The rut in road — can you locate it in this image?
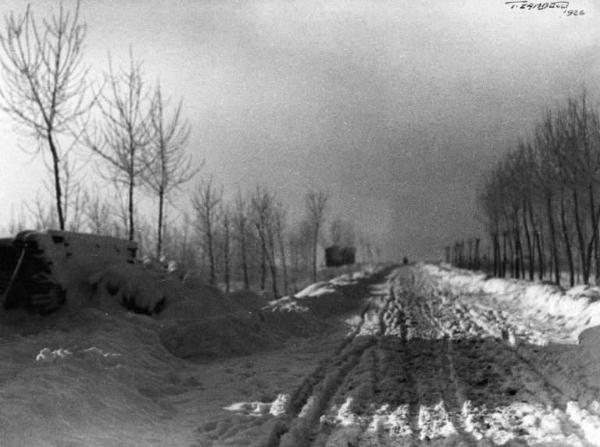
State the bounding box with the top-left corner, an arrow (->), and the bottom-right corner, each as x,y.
265,267 -> 600,446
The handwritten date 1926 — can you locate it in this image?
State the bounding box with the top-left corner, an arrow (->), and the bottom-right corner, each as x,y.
505,1 -> 585,15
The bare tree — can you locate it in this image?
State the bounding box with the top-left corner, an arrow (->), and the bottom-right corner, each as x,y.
191,178 -> 222,286
221,205 -> 231,294
142,83 -> 197,258
305,190 -> 328,282
475,91 -> 600,286
0,1 -> 92,229
233,191 -> 251,289
84,50 -> 149,241
251,186 -> 278,297
84,187 -> 113,234
273,202 -> 289,296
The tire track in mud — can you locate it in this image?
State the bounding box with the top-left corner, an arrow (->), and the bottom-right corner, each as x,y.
266,266 -> 598,446
265,295 -> 379,447
401,268 -> 597,446
393,267 -> 595,446
392,276 -> 479,446
387,283 -> 422,444
455,314 -> 593,444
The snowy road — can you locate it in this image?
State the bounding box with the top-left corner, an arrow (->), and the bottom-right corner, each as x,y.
254,267 -> 600,447
3,265 -> 600,446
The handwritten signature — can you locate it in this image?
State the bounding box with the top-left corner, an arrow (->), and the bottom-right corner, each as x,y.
505,1 -> 585,15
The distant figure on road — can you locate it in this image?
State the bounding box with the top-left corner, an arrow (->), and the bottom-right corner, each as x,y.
403,257 -> 408,265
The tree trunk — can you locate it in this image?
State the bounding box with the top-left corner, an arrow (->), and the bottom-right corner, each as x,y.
528,201 -> 544,280
539,223 -> 547,280
573,189 -> 589,284
224,220 -> 230,294
156,189 -> 164,259
48,134 -> 65,230
502,231 -> 508,278
492,232 -> 499,276
207,219 -> 215,286
560,191 -> 575,287
128,173 -> 135,241
260,232 -> 266,291
588,185 -> 599,284
278,232 -> 288,296
240,232 -> 249,289
513,212 -> 524,279
312,227 -> 319,282
546,195 -> 560,285
268,232 -> 278,297
522,201 -> 534,280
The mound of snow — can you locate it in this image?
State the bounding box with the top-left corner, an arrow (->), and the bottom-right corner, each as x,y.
295,281 -> 337,298
416,263 -> 600,342
89,263 -> 186,315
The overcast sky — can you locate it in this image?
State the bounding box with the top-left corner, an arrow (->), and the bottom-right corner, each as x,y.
0,0 -> 599,260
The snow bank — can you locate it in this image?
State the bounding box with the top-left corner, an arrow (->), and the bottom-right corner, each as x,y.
416,263 -> 600,342
0,307 -> 192,447
89,263 -> 187,315
0,263 -> 387,446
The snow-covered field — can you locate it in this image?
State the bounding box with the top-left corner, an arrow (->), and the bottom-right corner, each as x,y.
3,263 -> 600,446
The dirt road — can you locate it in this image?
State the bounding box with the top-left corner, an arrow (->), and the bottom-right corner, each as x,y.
6,265 -> 600,446
259,266 -> 600,447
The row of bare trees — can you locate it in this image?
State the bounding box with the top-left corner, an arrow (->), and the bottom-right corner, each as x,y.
0,1 -> 195,258
476,92 -> 600,287
445,238 -> 481,270
191,181 -> 356,296
0,1 -> 383,296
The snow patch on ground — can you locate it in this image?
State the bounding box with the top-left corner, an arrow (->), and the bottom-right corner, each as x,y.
265,296 -> 309,313
295,281 -> 338,298
35,347 -> 72,362
224,393 -> 290,417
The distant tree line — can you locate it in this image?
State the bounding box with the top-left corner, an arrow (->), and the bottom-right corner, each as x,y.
444,238 -> 481,271
447,92 -> 600,287
0,1 -> 383,297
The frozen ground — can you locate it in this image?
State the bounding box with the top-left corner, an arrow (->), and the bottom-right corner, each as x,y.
2,264 -> 600,446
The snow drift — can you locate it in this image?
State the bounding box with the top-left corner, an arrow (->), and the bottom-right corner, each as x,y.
415,263 -> 600,343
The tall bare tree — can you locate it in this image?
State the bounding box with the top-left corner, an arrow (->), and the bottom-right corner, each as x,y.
221,205 -> 231,294
191,178 -> 222,286
273,202 -> 289,296
84,51 -> 149,241
142,83 -> 197,258
305,190 -> 328,282
0,1 -> 92,229
251,186 -> 278,297
233,191 -> 251,289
